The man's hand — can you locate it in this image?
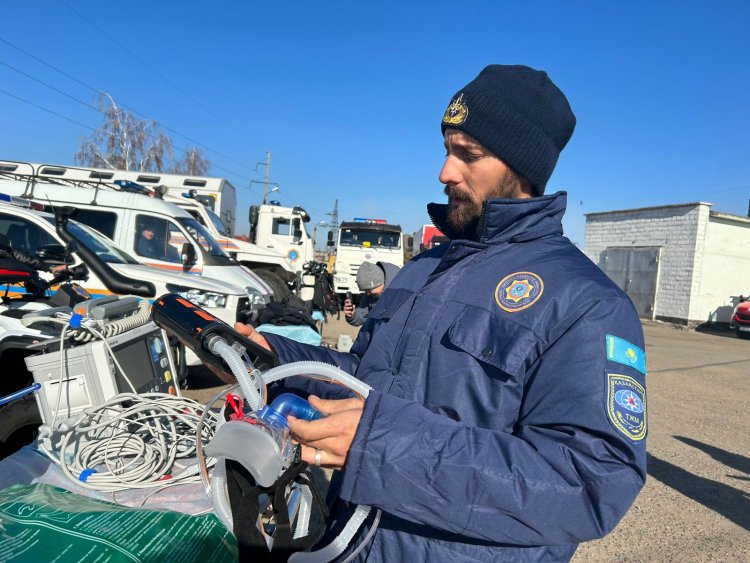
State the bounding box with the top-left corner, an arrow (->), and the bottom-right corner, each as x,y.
233,322 -> 272,352
287,395 -> 365,470
343,299 -> 355,319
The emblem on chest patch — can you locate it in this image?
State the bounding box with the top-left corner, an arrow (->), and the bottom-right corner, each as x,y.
495,271 -> 544,312
606,373 -> 647,442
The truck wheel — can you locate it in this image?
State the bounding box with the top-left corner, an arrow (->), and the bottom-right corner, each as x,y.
0,397 -> 42,460
255,270 -> 291,303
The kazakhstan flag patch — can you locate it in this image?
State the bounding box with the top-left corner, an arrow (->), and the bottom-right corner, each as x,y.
606,334 -> 646,375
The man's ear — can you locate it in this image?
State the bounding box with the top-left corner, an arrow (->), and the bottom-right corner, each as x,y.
518,181 -> 535,199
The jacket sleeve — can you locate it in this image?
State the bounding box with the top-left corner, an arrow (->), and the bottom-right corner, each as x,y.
262,330 -> 368,400
346,309 -> 366,327
10,249 -> 49,272
345,297 -> 370,327
338,297 -> 647,546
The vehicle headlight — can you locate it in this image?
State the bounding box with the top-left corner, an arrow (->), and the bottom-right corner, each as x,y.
246,286 -> 269,308
166,285 -> 228,308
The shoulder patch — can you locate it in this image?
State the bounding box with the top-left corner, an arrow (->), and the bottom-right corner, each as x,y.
606,372 -> 647,442
606,334 -> 646,375
495,271 -> 544,313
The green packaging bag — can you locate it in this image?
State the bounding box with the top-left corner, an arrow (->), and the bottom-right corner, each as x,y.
0,483 -> 237,562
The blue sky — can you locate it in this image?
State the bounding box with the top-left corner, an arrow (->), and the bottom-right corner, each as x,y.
1,1 -> 749,247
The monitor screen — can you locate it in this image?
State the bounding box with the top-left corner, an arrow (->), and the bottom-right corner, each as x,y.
112,333 -> 161,393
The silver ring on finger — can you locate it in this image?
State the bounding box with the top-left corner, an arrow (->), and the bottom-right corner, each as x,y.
315,448 -> 322,467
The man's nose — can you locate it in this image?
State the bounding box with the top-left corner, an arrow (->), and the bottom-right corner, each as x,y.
439,155 -> 461,186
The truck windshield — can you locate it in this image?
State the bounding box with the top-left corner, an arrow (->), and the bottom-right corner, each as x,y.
339,228 -> 401,249
206,207 -> 231,236
176,217 -> 230,257
44,217 -> 139,264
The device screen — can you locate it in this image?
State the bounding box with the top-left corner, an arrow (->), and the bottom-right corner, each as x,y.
113,337 -> 158,392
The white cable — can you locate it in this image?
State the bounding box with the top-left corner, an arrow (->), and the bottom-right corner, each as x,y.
65,299 -> 151,343
208,336 -> 263,410
48,324 -> 70,432
338,508 -> 382,563
41,393 -> 218,492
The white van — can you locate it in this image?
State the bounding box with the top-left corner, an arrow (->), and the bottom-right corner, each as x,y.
24,164 -> 304,300
0,162 -> 272,311
164,194 -> 302,300
0,197 -> 253,367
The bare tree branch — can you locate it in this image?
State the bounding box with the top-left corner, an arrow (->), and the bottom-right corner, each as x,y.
172,146 -> 210,176
75,92 -> 195,174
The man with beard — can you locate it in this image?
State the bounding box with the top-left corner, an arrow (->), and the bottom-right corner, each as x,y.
233,65 -> 647,561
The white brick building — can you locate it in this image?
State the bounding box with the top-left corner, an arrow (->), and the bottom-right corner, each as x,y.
584,202 -> 750,327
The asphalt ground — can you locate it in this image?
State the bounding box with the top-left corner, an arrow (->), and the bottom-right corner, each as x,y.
183,317 -> 750,562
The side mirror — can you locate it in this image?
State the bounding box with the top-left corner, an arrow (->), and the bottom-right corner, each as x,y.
327,240 -> 334,247
327,231 -> 334,245
249,205 -> 259,225
181,243 -> 197,267
35,244 -> 74,265
293,218 -> 302,240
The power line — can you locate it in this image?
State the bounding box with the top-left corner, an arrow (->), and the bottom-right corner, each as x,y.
0,36 -> 323,215
0,36 -> 100,97
58,0 -> 249,141
0,88 -> 97,132
0,86 -> 241,179
0,59 -> 98,113
0,39 -> 251,170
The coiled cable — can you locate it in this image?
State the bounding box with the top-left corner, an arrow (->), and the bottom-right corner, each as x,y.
41,393 -> 218,492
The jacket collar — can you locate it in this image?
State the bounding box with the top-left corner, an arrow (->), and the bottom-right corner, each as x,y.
427,191 -> 567,244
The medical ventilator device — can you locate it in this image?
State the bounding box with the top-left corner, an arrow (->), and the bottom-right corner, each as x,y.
151,293 -> 379,561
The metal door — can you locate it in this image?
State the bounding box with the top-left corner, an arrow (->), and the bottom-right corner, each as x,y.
603,247 -> 660,319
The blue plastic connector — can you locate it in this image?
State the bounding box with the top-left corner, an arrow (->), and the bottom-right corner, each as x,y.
79,468 -> 96,482
258,393 -> 324,429
69,314 -> 83,328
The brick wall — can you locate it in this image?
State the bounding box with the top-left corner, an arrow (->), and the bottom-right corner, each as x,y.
584,203 -> 710,323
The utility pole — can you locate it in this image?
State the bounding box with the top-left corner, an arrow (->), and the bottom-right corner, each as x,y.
261,151 -> 271,204
326,199 -> 339,250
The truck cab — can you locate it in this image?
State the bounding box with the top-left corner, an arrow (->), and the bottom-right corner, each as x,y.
332,219 -> 403,295
248,202 -> 315,268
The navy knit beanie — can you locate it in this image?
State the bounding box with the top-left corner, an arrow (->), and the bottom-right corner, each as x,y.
441,64 -> 576,195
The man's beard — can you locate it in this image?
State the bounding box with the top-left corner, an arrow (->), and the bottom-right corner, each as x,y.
444,171 -> 522,237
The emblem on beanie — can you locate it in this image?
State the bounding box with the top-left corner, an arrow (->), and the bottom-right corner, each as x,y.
495,272 -> 544,312
442,93 -> 468,125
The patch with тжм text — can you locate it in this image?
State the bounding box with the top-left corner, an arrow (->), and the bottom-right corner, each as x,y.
606,372 -> 647,442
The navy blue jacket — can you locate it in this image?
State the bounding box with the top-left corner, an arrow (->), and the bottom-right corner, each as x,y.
264,192 -> 647,561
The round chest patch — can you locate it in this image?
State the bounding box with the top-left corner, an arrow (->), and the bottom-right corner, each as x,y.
495,271 -> 544,312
